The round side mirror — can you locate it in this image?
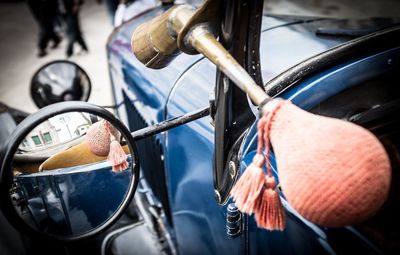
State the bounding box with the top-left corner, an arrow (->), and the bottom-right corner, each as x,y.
31,61 -> 91,108
0,102 -> 139,241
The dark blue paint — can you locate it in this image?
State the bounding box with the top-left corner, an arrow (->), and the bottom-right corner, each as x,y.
286,47 -> 400,110
107,6 -> 202,126
106,8 -> 398,254
240,47 -> 400,254
16,157 -> 133,236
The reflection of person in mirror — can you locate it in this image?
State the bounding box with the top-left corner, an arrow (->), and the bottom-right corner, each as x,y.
27,0 -> 62,57
60,70 -> 83,101
60,0 -> 88,58
38,83 -> 64,105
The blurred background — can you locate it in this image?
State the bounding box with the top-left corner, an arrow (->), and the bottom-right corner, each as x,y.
0,0 -> 113,113
0,0 -> 399,114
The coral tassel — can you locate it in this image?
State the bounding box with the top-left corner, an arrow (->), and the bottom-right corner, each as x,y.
231,154 -> 265,214
255,176 -> 286,230
107,138 -> 128,172
231,101 -> 287,231
253,101 -> 286,230
103,121 -> 129,172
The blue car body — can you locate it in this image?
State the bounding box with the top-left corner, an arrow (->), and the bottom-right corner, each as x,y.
104,5 -> 400,255
14,157 -> 133,236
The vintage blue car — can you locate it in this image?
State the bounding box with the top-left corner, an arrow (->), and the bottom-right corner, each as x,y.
0,0 -> 399,254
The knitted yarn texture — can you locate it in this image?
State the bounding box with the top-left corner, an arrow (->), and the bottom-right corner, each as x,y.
85,120 -> 121,156
270,101 -> 391,227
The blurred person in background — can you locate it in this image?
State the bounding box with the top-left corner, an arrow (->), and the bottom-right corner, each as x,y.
27,0 -> 62,58
97,0 -> 120,24
115,0 -> 184,27
105,0 -> 120,23
98,0 -> 161,26
114,0 -> 159,27
60,0 -> 88,58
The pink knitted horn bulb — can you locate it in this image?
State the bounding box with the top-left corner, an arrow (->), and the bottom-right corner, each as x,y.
85,120 -> 121,156
269,100 -> 391,227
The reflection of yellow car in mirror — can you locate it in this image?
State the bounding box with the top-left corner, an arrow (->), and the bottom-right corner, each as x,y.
13,117 -> 130,174
13,135 -> 86,174
39,142 -> 130,171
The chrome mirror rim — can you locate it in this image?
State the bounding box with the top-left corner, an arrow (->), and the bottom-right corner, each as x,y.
0,101 -> 139,242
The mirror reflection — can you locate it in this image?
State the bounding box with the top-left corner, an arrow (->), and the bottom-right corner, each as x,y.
31,61 -> 91,108
11,112 -> 133,237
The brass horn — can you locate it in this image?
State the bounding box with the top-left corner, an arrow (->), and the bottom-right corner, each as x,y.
131,0 -> 270,107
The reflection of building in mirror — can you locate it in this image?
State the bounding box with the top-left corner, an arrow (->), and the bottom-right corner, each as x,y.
19,120 -> 60,151
18,112 -> 95,153
74,124 -> 90,136
49,112 -> 93,143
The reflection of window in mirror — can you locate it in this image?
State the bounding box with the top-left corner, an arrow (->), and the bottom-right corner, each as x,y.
31,135 -> 42,146
74,124 -> 90,136
42,132 -> 52,144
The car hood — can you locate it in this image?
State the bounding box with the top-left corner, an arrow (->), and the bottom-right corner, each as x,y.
107,5 -> 398,113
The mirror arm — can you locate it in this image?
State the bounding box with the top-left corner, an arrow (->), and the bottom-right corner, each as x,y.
130,106 -> 210,141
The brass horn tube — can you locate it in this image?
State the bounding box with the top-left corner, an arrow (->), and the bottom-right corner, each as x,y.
132,4 -> 270,106
131,5 -> 195,69
186,25 -> 270,106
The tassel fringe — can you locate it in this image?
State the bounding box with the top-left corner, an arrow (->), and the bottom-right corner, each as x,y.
107,139 -> 129,172
231,155 -> 265,214
255,176 -> 286,230
230,101 -> 286,231
104,120 -> 129,172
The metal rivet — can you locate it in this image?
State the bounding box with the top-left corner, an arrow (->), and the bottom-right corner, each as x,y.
214,190 -> 221,203
223,77 -> 229,93
229,161 -> 236,178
